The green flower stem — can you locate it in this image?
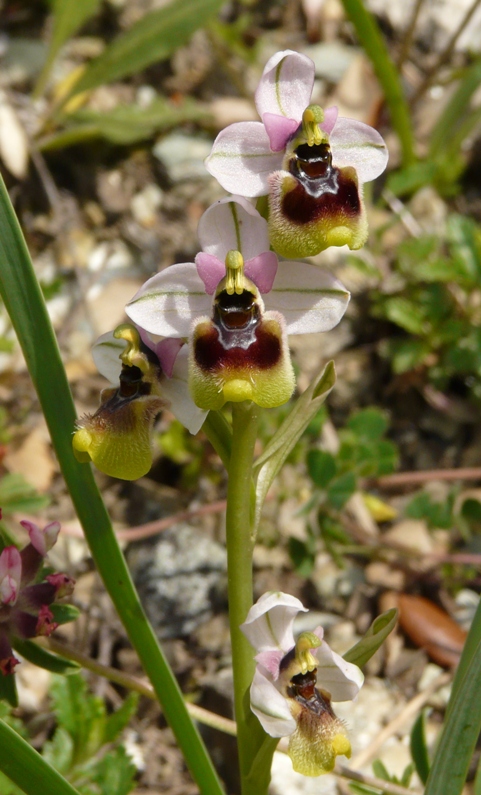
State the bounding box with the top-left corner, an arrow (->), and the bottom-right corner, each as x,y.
0,719 -> 81,795
340,0 -> 416,166
225,402 -> 268,794
0,173 -> 224,795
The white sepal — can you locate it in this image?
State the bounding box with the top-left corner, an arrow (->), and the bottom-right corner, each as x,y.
205,122 -> 282,197
126,263 -> 211,337
250,668 -> 296,738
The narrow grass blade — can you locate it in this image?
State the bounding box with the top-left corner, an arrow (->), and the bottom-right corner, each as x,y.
424,635 -> 481,795
65,0 -> 224,100
0,174 -> 224,795
0,718 -> 80,795
340,0 -> 416,166
33,0 -> 101,98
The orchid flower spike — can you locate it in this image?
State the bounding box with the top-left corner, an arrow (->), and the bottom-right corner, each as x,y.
126,196 -> 350,411
73,324 -> 206,480
241,592 -> 364,777
205,50 -> 388,258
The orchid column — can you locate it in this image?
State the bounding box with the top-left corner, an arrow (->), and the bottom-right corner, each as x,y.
74,49 -> 387,795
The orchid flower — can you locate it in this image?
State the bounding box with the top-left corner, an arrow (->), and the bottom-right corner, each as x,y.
241,592 -> 364,777
73,324 -> 206,481
0,518 -> 75,676
125,196 -> 350,411
205,50 -> 388,258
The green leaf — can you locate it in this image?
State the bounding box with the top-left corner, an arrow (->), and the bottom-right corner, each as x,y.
288,537 -> 315,577
42,727 -> 74,776
103,692 -> 138,744
425,636 -> 481,795
347,408 -> 388,441
307,449 -> 336,488
410,710 -> 430,785
344,608 -> 398,668
11,639 -> 80,675
0,473 -> 49,515
86,746 -> 137,795
372,759 -> 390,781
382,296 -> 427,335
384,338 -> 431,374
253,362 -> 336,534
34,0 -> 101,98
40,97 -> 210,149
50,603 -> 81,625
0,673 -> 18,708
387,161 -> 438,196
429,60 -> 481,159
327,471 -> 356,509
66,0 -> 225,99
0,719 -> 81,795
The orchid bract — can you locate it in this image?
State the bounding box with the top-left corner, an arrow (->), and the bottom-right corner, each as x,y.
241,592 -> 364,777
205,50 -> 388,258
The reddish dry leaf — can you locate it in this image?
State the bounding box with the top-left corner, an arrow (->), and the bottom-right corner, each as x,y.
398,594 -> 466,668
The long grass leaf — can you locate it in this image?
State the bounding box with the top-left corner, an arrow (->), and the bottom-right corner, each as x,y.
340,0 -> 416,166
0,174 -> 225,795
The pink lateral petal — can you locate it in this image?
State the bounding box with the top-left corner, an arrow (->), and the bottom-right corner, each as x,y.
0,546 -> 21,604
156,338 -> 184,379
245,252 -> 278,293
321,106 -> 338,135
262,113 -> 299,152
195,252 -> 226,295
255,649 -> 284,679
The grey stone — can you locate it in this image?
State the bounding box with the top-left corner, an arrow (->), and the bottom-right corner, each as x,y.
127,524 -> 227,639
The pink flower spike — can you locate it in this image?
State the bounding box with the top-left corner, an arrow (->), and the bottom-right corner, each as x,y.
0,547 -> 21,605
320,106 -> 338,135
155,337 -> 184,379
262,113 -> 299,152
36,605 -> 58,637
0,655 -> 20,676
244,252 -> 278,293
46,573 -> 76,599
21,520 -> 60,555
195,252 -> 226,295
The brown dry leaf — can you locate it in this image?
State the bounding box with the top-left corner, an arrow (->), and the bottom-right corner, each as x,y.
4,421 -> 56,490
398,594 -> 466,668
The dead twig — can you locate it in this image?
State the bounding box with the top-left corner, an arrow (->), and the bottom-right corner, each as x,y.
349,671 -> 451,769
368,466 -> 481,490
409,0 -> 481,106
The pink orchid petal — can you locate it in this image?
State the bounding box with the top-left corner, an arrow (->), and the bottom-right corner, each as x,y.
205,122 -> 282,197
195,252 -> 225,295
320,105 -> 338,135
244,252 -> 278,293
329,116 -> 389,183
155,338 -> 184,378
255,50 -> 314,122
262,113 -> 299,152
255,649 -> 284,679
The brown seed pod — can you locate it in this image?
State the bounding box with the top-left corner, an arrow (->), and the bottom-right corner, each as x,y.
397,594 -> 466,668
